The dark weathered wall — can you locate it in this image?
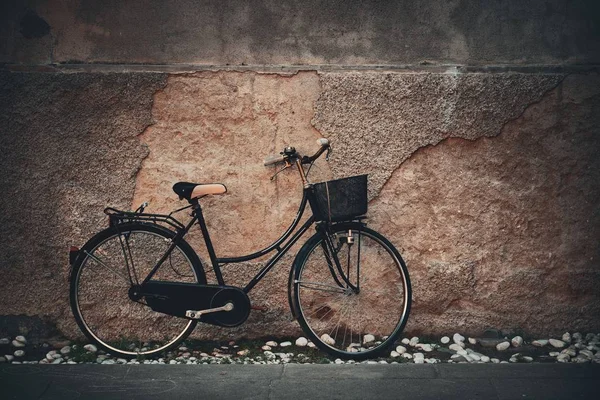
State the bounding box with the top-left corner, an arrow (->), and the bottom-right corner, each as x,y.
0,0 -> 599,340
1,0 -> 599,66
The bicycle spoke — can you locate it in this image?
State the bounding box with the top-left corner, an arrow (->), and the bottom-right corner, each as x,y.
297,280 -> 347,294
305,300 -> 337,321
83,251 -> 130,284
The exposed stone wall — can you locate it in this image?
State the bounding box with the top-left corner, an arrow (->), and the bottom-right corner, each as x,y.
0,72 -> 167,333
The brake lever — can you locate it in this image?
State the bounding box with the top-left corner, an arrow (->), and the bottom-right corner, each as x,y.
270,161 -> 292,181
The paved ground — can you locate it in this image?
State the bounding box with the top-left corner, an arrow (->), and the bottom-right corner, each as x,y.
0,363 -> 598,399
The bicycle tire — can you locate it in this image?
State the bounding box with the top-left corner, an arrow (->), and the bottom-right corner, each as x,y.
291,222 -> 411,360
70,222 -> 206,358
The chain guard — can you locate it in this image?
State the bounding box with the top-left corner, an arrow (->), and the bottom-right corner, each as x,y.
142,281 -> 251,327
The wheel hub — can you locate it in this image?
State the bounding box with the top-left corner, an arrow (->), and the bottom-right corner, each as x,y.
128,285 -> 144,301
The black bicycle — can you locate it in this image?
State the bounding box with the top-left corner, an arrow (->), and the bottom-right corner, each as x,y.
69,138 -> 411,360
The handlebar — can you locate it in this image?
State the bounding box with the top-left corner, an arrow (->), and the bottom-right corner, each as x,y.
263,153 -> 285,166
263,138 -> 330,167
302,138 -> 330,164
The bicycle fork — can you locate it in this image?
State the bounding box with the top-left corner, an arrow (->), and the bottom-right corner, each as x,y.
320,226 -> 361,294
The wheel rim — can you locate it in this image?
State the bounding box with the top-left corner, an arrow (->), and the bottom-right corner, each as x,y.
295,229 -> 409,357
74,229 -> 198,357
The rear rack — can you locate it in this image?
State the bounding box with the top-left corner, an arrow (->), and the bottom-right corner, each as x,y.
104,207 -> 186,231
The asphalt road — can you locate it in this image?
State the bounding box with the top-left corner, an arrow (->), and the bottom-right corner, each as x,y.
1,363 -> 599,399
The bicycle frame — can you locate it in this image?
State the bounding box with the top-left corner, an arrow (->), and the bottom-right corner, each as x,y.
139,158 -> 345,294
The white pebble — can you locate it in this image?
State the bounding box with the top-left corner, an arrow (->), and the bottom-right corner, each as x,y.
0,338 -> 10,345
401,338 -> 410,345
561,347 -> 576,357
307,342 -> 316,348
511,336 -> 523,347
496,341 -> 510,351
11,340 -> 25,348
440,336 -> 450,344
5,355 -> 15,361
390,351 -> 399,358
480,355 -> 490,363
401,353 -> 413,359
15,336 -> 27,344
409,337 -> 419,347
562,332 -> 571,343
453,333 -> 465,344
14,350 -> 25,357
579,349 -> 594,359
60,346 -> 71,355
84,344 -> 98,353
468,337 -> 477,345
320,334 -> 335,346
416,343 -> 433,352
491,358 -> 500,364
45,351 -> 56,361
265,341 -> 278,347
279,341 -> 292,347
363,334 -> 375,344
557,354 -> 570,363
532,339 -> 548,347
549,339 -> 565,348
261,345 -> 272,351
449,343 -> 464,352
395,345 -> 407,354
295,337 -> 308,347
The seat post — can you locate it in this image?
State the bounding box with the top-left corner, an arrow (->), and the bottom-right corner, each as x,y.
191,199 -> 225,285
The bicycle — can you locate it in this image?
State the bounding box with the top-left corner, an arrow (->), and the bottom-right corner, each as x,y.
69,138 -> 411,360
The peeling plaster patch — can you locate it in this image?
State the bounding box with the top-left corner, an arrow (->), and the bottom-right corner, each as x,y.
313,72 -> 564,199
133,71 -> 331,258
368,76 -> 600,335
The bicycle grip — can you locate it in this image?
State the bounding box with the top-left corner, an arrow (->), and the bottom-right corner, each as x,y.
264,154 -> 284,166
316,138 -> 330,147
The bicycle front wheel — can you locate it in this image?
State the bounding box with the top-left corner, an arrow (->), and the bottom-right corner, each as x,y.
70,222 -> 206,358
292,222 -> 411,360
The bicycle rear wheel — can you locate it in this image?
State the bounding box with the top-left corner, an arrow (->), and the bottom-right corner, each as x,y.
70,222 -> 206,358
291,222 -> 411,360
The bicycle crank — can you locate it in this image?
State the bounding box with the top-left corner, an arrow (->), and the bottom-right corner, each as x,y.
186,303 -> 234,319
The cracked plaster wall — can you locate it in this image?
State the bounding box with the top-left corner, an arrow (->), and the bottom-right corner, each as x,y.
3,69 -> 597,340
